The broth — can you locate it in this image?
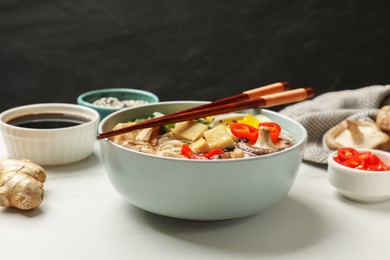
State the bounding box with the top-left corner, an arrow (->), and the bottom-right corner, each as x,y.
111,112 -> 295,160
7,113 -> 90,129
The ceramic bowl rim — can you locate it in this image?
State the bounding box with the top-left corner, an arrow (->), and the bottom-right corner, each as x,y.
0,103 -> 100,133
98,100 -> 308,163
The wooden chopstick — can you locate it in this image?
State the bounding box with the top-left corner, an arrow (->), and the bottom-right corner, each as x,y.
166,82 -> 290,116
97,82 -> 288,140
97,87 -> 314,140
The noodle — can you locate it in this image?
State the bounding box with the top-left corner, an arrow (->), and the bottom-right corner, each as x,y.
156,140 -> 185,158
112,112 -> 294,160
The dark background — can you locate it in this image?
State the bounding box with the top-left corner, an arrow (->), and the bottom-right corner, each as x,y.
1,0 -> 389,112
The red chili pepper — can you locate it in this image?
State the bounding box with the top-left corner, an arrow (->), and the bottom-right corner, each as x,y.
334,147 -> 390,171
333,154 -> 342,164
205,148 -> 224,159
229,123 -> 258,144
258,122 -> 281,142
356,151 -> 372,162
181,144 -> 223,160
181,144 -> 195,159
181,144 -> 206,160
337,147 -> 359,161
342,158 -> 367,170
367,154 -> 389,171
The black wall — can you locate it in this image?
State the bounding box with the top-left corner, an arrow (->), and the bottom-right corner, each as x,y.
1,0 -> 389,112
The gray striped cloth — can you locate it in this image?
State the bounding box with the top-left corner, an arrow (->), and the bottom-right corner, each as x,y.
279,85 -> 390,164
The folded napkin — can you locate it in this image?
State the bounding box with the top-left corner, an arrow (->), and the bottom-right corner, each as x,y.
279,85 -> 390,164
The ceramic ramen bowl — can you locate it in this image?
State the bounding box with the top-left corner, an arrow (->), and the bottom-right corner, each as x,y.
77,88 -> 159,120
328,148 -> 390,203
98,101 -> 308,221
0,103 -> 99,166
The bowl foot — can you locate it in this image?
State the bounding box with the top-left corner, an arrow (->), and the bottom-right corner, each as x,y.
338,190 -> 390,204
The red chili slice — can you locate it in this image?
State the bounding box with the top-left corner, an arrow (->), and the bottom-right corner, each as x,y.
337,147 -> 358,162
367,154 -> 389,171
334,147 -> 390,171
204,148 -> 224,159
258,122 -> 281,142
181,144 -> 194,159
356,151 -> 372,162
181,144 -> 221,160
341,158 -> 365,169
229,123 -> 258,144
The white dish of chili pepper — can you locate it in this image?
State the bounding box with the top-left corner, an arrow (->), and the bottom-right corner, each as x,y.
328,148 -> 390,203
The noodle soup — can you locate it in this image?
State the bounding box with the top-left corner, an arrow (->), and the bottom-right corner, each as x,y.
111,111 -> 295,160
98,102 -> 307,220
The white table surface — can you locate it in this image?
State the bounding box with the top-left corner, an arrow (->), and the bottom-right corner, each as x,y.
1,137 -> 389,260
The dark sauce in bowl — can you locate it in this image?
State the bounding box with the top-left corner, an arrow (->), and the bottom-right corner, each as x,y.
7,113 -> 90,129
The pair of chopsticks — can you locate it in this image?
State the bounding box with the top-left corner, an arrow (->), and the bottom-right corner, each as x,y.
97,82 -> 314,140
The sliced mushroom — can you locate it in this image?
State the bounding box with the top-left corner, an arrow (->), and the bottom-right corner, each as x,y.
376,105 -> 390,134
236,126 -> 278,155
236,141 -> 276,155
253,126 -> 278,151
346,120 -> 364,144
325,119 -> 390,151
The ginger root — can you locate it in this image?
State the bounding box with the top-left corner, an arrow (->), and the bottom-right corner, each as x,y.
0,159 -> 46,210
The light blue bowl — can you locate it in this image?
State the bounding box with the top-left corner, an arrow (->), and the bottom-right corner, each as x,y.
77,88 -> 159,120
98,101 -> 307,221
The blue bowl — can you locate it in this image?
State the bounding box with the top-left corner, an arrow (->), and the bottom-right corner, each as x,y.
77,88 -> 159,120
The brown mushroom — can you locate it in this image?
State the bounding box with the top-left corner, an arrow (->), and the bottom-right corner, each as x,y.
376,105 -> 390,134
235,126 -> 292,155
325,119 -> 390,151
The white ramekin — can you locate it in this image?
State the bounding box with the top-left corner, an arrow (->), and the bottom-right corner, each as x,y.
0,103 -> 99,165
328,148 -> 390,203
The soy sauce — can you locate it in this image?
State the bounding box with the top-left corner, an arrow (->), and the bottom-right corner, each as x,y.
7,113 -> 90,129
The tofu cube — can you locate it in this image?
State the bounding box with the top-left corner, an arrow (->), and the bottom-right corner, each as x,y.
189,137 -> 211,153
203,125 -> 235,149
171,121 -> 208,142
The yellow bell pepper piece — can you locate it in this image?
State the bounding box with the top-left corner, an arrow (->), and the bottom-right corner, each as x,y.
238,114 -> 260,128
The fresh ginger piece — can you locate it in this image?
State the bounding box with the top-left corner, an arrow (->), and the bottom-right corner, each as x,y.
171,121 -> 208,142
0,159 -> 46,210
0,159 -> 46,183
